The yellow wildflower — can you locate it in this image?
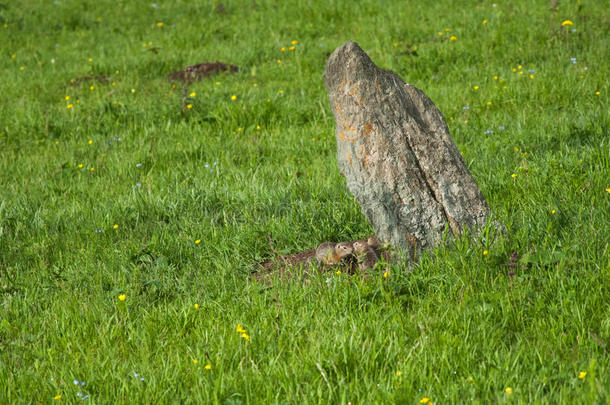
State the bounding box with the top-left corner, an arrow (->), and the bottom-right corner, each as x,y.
561,20 -> 573,26
231,95 -> 236,101
20,66 -> 24,70
551,209 -> 556,215
518,65 -> 522,69
444,28 -> 450,32
578,371 -> 587,379
236,324 -> 246,333
90,167 -> 95,172
67,104 -> 73,109
473,85 -> 479,90
396,370 -> 402,376
606,188 -> 610,193
78,164 -> 83,168
11,54 -> 16,59
205,364 -> 212,370
65,95 -> 70,101
113,224 -> 119,229
289,46 -> 295,51
383,270 -> 389,278
512,68 -> 517,72
281,47 -> 286,52
88,58 -> 92,63
241,333 -> 250,341
157,22 -> 164,27
195,239 -> 201,244
193,359 -> 198,365
118,294 -> 126,301
437,32 -> 442,36
278,90 -> 284,94
88,139 -> 93,144
493,75 -> 498,80
53,394 -> 62,400
449,36 -> 457,41
131,89 -> 136,93
291,40 -> 298,45
595,91 -> 600,95
511,173 -> 517,178
487,101 -> 492,105
336,270 -> 341,275
194,304 -> 199,309
420,398 -> 430,404
483,19 -> 488,24
186,104 -> 192,109
483,250 -> 488,255
90,85 -> 95,91
514,147 -> 519,152
530,74 -> 534,79
189,92 -> 196,97
505,387 -> 513,395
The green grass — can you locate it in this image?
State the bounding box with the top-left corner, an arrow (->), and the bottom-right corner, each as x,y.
1,0 -> 609,403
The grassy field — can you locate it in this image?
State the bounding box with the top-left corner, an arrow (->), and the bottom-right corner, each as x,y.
1,0 -> 609,403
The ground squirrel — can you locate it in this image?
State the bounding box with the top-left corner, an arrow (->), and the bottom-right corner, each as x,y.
352,239 -> 380,270
315,241 -> 353,267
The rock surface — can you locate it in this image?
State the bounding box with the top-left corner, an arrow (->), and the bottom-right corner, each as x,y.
325,41 -> 494,256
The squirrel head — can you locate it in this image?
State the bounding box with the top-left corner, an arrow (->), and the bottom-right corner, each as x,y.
367,236 -> 381,249
352,241 -> 368,254
334,242 -> 353,258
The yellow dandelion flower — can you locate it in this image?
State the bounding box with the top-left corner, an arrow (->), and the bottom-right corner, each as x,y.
445,28 -> 450,32
231,95 -> 236,101
336,270 -> 341,275
519,71 -> 524,75
487,101 -> 492,105
256,125 -> 261,130
483,19 -> 488,24
420,398 -> 430,404
606,188 -> 610,193
241,333 -> 250,341
53,394 -> 62,400
204,364 -> 212,370
88,139 -> 93,144
383,270 -> 389,278
77,163 -> 83,168
503,85 -> 508,89
131,88 -> 136,93
551,209 -> 556,215
518,65 -> 522,69
194,303 -> 199,309
66,104 -> 73,109
291,40 -> 298,45
289,46 -> 295,51
96,17 -> 102,22
189,92 -> 196,97
396,370 -> 402,376
90,167 -> 95,172
530,74 -> 534,79
493,75 -> 498,80
112,81 -> 116,86
20,66 -> 24,70
157,22 -> 164,27
115,70 -> 120,75
505,387 -> 513,395
237,127 -> 243,132
437,32 -> 442,36
280,47 -> 286,52
195,239 -> 201,244
236,324 -> 246,333
186,104 -> 192,109
90,86 -> 95,91
65,95 -> 70,101
578,371 -> 587,379
266,98 -> 271,102
11,54 -> 16,59
561,20 -> 573,26
467,376 -> 474,382
215,81 -> 221,85
88,58 -> 92,63
483,250 -> 488,255
277,59 -> 282,64
449,35 -> 457,41
193,359 -> 198,365
278,90 -> 284,94
595,91 -> 600,95
118,294 -> 126,301
511,173 -> 517,178
512,68 -> 517,72
514,147 -> 519,152
473,85 -> 479,90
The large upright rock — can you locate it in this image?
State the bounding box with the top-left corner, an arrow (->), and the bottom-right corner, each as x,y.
325,41 -> 493,255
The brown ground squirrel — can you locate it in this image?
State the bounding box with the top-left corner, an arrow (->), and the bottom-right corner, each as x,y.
315,241 -> 353,267
352,239 -> 380,270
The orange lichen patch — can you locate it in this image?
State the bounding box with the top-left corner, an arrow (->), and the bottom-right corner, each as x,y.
364,122 -> 374,137
346,152 -> 353,165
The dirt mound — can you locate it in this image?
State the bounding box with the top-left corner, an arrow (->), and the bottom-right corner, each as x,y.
167,62 -> 238,83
